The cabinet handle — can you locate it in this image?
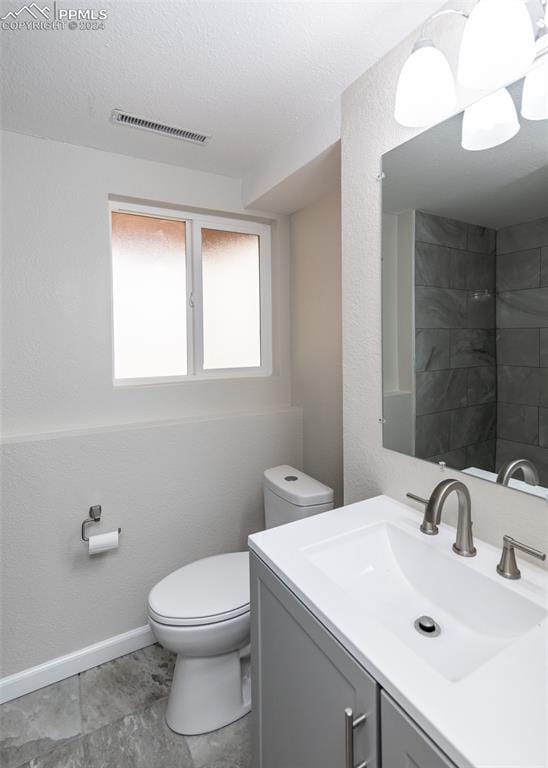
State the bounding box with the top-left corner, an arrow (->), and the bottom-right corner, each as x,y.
344,707 -> 367,768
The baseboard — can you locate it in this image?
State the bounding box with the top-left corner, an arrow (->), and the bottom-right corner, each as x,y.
0,625 -> 155,704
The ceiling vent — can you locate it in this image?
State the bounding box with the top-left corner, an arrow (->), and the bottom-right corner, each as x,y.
111,110 -> 210,146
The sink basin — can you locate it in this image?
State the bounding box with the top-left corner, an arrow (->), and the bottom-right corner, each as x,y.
304,521 -> 547,681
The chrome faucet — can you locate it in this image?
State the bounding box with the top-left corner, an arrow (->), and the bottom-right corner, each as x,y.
496,459 -> 540,487
407,479 -> 476,557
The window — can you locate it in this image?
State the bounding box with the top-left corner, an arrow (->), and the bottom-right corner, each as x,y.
110,201 -> 272,384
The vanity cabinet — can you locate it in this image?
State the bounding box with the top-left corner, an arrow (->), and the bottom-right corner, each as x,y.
250,552 -> 379,768
251,552 -> 457,768
381,692 -> 455,768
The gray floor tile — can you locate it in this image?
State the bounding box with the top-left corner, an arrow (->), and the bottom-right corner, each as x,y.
0,678 -> 81,768
80,645 -> 175,734
84,699 -> 192,768
186,714 -> 251,768
25,738 -> 86,768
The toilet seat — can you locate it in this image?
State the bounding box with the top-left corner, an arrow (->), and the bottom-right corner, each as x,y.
148,551 -> 250,627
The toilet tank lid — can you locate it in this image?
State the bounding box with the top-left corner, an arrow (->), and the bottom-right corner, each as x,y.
263,465 -> 334,506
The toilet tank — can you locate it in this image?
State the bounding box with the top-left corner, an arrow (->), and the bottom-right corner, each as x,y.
263,465 -> 334,529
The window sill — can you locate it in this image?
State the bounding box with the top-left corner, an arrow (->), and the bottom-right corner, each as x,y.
113,368 -> 274,388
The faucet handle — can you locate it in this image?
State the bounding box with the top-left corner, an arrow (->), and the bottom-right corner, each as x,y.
496,535 -> 546,580
406,492 -> 438,535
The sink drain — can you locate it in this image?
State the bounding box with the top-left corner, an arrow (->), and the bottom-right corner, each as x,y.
414,615 -> 441,637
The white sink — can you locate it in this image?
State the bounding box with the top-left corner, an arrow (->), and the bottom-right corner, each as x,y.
303,521 -> 546,682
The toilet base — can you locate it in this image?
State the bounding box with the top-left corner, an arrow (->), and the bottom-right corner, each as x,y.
165,645 -> 251,735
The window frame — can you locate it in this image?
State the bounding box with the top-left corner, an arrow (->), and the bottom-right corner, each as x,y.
109,200 -> 272,386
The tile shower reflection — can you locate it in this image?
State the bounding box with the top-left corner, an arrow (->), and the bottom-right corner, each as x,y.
381,77 -> 548,499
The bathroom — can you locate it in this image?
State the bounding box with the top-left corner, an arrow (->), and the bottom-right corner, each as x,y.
0,1 -> 547,767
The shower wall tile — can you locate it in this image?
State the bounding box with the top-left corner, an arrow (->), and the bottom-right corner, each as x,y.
466,290 -> 495,328
497,403 -> 539,446
496,248 -> 540,291
467,224 -> 496,255
497,287 -> 548,328
467,366 -> 497,405
450,329 -> 495,368
416,211 -> 467,249
415,242 -> 452,288
496,328 -> 539,367
540,409 -> 548,449
496,439 -> 548,487
416,411 -> 451,458
497,217 -> 548,254
498,366 -> 541,407
450,404 -> 496,450
416,369 -> 468,416
541,247 -> 548,287
452,251 -> 495,291
415,329 -> 450,371
541,329 -> 548,367
415,286 -> 467,329
465,440 -> 496,472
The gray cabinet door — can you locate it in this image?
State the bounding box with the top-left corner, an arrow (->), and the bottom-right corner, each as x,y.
250,552 -> 378,768
381,692 -> 456,768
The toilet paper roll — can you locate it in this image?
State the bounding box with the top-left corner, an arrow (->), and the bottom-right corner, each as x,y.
88,530 -> 119,555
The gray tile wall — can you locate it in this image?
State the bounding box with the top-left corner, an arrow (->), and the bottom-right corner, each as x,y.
415,212 -> 496,470
496,217 -> 548,486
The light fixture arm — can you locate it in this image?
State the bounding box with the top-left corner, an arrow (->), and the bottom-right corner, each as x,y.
419,8 -> 469,41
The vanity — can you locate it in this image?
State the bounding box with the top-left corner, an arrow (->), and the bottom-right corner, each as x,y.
248,495 -> 548,768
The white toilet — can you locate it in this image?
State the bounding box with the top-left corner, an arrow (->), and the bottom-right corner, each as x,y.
147,465 -> 334,735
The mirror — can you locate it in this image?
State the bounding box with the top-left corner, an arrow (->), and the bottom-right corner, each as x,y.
381,77 -> 548,500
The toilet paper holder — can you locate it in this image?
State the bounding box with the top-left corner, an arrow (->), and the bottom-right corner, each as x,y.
81,505 -> 122,542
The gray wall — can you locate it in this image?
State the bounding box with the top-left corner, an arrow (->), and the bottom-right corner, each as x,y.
496,217 -> 548,485
414,211 -> 496,471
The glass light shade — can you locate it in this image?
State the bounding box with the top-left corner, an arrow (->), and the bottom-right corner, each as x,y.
462,88 -> 520,151
457,0 -> 536,90
394,42 -> 457,128
522,57 -> 548,120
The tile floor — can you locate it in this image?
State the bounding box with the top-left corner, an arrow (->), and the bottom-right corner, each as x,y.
0,645 -> 251,768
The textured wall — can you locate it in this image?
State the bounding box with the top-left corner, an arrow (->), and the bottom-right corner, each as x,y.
414,211 -> 497,471
496,216 -> 548,485
1,131 -> 292,437
341,30 -> 548,561
0,409 -> 302,676
290,186 -> 343,504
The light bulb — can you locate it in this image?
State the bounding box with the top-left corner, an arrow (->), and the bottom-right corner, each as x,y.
394,41 -> 457,128
462,88 -> 520,151
457,0 -> 536,90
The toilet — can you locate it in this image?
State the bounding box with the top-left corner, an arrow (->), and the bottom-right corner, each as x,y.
147,465 -> 334,735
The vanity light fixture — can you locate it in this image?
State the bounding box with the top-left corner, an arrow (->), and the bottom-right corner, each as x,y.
394,40 -> 456,128
457,0 -> 536,91
521,10 -> 548,120
461,88 -> 520,151
394,0 -> 548,150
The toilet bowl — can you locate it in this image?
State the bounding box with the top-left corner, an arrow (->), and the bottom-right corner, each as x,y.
148,465 -> 333,735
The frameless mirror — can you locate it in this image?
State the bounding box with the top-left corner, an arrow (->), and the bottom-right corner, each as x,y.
381,77 -> 548,500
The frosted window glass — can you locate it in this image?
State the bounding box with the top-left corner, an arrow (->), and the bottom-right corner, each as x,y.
111,212 -> 187,379
202,228 -> 261,369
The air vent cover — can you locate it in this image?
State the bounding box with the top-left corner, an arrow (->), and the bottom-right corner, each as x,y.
111,110 -> 210,145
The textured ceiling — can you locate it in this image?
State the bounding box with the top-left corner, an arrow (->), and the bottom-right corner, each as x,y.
0,0 -> 444,177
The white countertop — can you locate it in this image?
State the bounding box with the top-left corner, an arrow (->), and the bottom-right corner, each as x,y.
249,495 -> 548,768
